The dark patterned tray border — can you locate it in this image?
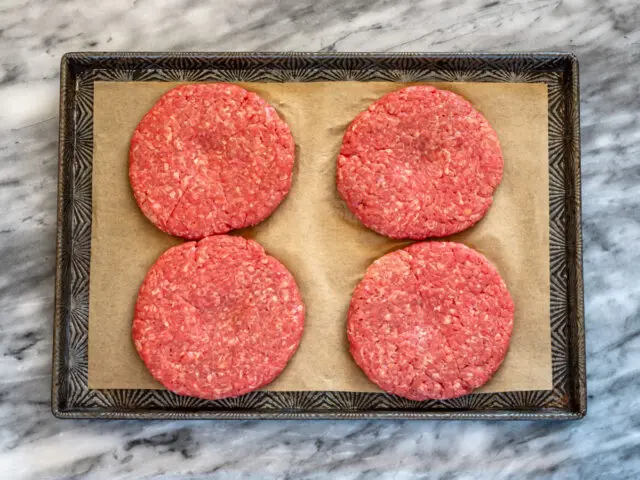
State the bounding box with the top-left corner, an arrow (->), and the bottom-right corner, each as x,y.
53,52 -> 585,420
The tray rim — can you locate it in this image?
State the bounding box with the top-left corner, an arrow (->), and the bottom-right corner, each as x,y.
53,51 -> 585,420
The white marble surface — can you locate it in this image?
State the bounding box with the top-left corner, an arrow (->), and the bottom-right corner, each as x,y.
1,0 -> 639,478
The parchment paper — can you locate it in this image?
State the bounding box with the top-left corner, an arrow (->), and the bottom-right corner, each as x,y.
89,81 -> 552,393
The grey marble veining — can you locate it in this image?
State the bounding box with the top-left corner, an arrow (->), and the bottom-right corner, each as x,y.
1,0 -> 639,478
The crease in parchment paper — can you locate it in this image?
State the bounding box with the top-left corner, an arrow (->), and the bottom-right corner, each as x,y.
89,81 -> 552,393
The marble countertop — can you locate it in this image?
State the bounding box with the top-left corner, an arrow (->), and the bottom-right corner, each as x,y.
1,0 -> 639,478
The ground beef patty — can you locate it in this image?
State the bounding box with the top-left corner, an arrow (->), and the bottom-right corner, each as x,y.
130,83 -> 295,239
348,241 -> 514,400
337,86 -> 504,239
132,235 -> 305,400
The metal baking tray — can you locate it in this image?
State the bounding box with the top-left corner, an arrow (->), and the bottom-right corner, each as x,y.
53,52 -> 585,420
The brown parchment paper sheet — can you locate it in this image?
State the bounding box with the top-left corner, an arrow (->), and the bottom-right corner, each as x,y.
89,81 -> 552,393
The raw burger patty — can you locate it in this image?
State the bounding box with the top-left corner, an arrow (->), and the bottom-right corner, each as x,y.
337,86 -> 504,239
132,235 -> 305,400
347,241 -> 514,400
130,83 -> 295,239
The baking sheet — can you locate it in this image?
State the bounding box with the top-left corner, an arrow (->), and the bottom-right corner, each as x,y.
89,80 -> 552,393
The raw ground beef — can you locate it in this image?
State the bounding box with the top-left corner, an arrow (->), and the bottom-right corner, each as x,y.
337,86 -> 504,239
130,83 -> 295,239
347,241 -> 514,400
132,235 -> 305,400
